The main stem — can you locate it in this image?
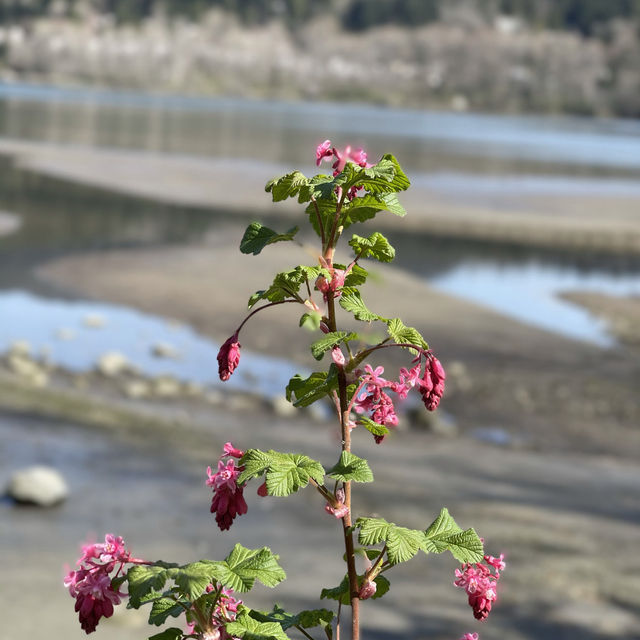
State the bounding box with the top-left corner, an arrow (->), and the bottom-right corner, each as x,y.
326,292 -> 360,640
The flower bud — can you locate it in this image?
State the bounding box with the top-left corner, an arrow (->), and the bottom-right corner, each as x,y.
358,579 -> 377,600
217,333 -> 241,381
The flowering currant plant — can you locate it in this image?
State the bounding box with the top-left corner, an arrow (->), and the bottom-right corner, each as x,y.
65,142 -> 505,640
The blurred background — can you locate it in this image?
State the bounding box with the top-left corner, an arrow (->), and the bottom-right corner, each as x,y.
0,2 -> 639,640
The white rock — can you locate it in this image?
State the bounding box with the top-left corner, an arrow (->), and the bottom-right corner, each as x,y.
151,342 -> 181,359
97,351 -> 130,377
8,340 -> 31,357
123,380 -> 150,399
152,376 -> 181,397
83,313 -> 107,328
7,465 -> 69,506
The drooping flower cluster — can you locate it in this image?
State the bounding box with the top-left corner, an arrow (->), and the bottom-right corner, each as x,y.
459,634 -> 479,640
187,585 -> 242,640
353,364 -> 399,443
207,442 -> 248,531
454,553 -> 505,621
64,534 -> 142,634
421,355 -> 446,411
217,332 -> 241,381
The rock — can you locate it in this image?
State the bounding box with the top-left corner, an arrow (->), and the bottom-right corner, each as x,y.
152,376 -> 181,397
97,351 -> 131,377
83,313 -> 106,328
7,465 -> 69,506
7,354 -> 49,387
123,380 -> 150,399
151,342 -> 181,359
8,340 -> 31,357
269,395 -> 297,418
408,407 -> 459,437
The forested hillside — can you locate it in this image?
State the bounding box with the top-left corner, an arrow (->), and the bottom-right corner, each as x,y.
1,0 -> 639,117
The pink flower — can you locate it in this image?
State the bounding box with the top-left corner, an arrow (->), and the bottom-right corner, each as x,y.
316,139 -> 333,166
222,442 -> 245,459
454,553 -> 505,621
331,346 -> 346,367
257,481 -> 268,497
217,333 -> 241,381
421,355 -> 446,411
325,488 -> 349,519
459,634 -> 479,640
358,579 -> 377,600
207,448 -> 248,531
315,268 -> 346,302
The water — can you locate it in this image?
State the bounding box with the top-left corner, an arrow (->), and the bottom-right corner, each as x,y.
0,83 -> 639,364
428,260 -> 640,346
0,290 -> 302,397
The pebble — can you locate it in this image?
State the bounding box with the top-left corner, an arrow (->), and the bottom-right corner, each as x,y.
7,465 -> 69,507
151,342 -> 181,359
7,354 -> 49,387
83,313 -> 107,328
123,380 -> 151,399
152,376 -> 181,397
96,351 -> 131,377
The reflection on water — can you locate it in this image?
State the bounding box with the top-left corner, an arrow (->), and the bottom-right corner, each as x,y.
0,84 -> 639,353
0,290 -> 302,397
2,82 -> 640,177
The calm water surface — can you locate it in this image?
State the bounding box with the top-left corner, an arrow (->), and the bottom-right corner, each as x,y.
0,83 -> 639,372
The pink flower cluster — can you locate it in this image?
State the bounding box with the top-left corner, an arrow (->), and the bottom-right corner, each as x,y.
315,267 -> 346,302
316,139 -> 371,199
217,332 -> 241,381
354,364 -> 399,443
64,534 -> 142,634
316,139 -> 369,176
454,554 -> 505,621
207,442 -> 248,531
187,586 -> 242,640
353,354 -> 445,443
459,634 -> 479,640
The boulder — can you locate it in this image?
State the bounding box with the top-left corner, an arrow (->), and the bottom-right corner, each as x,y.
7,465 -> 69,507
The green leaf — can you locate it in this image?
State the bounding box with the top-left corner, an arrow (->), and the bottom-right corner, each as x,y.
385,318 -> 428,352
349,232 -> 395,262
339,291 -> 384,323
217,544 -> 286,593
248,266 -> 321,308
356,518 -> 423,565
304,197 -> 337,238
337,154 -> 410,196
170,561 -> 225,601
249,605 -> 334,632
148,628 -> 184,640
127,565 -> 169,608
149,598 -> 187,626
299,311 -> 322,331
327,451 -> 374,483
285,371 -> 336,407
339,193 -> 406,229
422,508 -> 484,563
342,264 -> 368,287
240,222 -> 299,256
226,612 -> 290,640
265,171 -> 309,202
320,576 -> 350,606
356,416 -> 390,437
310,331 -> 358,361
266,453 -> 326,497
238,450 -> 325,497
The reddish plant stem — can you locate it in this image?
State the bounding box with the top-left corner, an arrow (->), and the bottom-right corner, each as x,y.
326,292 -> 360,640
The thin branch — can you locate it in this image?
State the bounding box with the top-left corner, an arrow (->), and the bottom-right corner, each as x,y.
236,299 -> 300,333
295,625 -> 317,640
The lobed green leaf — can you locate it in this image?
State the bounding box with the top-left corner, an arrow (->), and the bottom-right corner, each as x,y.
127,565 -> 170,609
349,232 -> 395,263
356,517 -> 423,565
385,318 -> 429,353
170,561 -> 225,601
226,612 -> 290,640
217,544 -> 286,593
148,628 -> 184,640
356,416 -> 390,437
148,598 -> 187,627
265,171 -> 310,202
421,508 -> 484,563
326,451 -> 374,483
240,222 -> 299,256
249,605 -> 334,632
339,290 -> 384,323
299,311 -> 323,331
310,331 -> 358,361
285,371 -> 336,407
